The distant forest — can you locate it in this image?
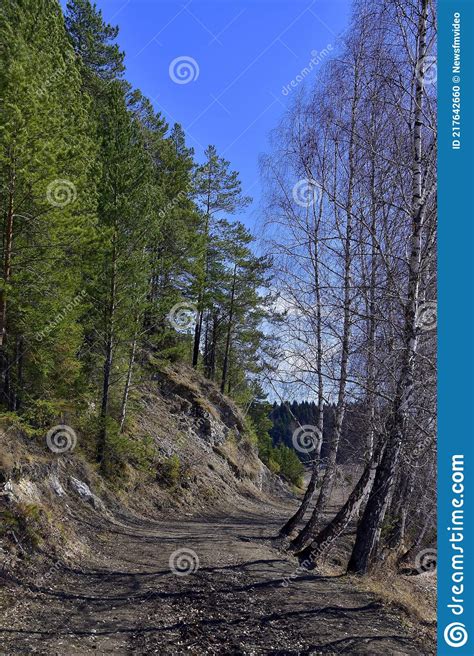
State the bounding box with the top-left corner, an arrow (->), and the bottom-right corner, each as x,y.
269,402 -> 367,466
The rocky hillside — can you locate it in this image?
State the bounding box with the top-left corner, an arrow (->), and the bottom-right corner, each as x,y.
0,364 -> 289,574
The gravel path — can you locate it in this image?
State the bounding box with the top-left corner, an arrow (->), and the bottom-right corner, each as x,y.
0,502 -> 428,655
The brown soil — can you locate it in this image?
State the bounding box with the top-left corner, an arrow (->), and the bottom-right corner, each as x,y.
0,498 -> 431,655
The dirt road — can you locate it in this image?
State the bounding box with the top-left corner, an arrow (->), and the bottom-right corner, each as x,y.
0,501 -> 428,655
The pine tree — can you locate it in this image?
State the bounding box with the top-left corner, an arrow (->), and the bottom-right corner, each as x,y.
90,82 -> 152,464
191,146 -> 251,368
0,0 -> 97,411
65,0 -> 125,89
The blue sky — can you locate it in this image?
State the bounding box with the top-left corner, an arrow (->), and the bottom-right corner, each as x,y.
65,0 -> 351,231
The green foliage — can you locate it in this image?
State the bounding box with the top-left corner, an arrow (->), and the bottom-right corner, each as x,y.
0,503 -> 45,550
65,0 -> 125,86
267,457 -> 281,475
157,455 -> 182,488
0,0 -> 97,406
0,411 -> 30,435
270,444 -> 304,487
0,0 -> 277,478
100,418 -> 156,477
248,394 -> 304,487
242,416 -> 258,446
22,400 -> 64,430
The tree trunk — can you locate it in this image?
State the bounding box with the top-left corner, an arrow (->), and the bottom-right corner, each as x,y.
291,76 -> 358,551
347,422 -> 401,573
386,471 -> 412,550
0,164 -> 15,409
119,318 -> 139,432
347,0 -> 429,575
279,297 -> 323,538
365,149 -> 378,462
279,450 -> 320,538
11,335 -> 23,411
97,234 -> 117,464
220,264 -> 237,393
0,164 -> 15,349
279,144 -> 326,539
192,211 -> 210,369
209,310 -> 218,379
192,303 -> 203,368
296,439 -> 385,567
397,514 -> 431,568
203,309 -> 212,378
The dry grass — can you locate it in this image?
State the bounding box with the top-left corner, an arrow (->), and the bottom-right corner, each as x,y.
0,364 -> 275,577
355,566 -> 436,648
165,363 -> 246,427
359,569 -> 435,621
